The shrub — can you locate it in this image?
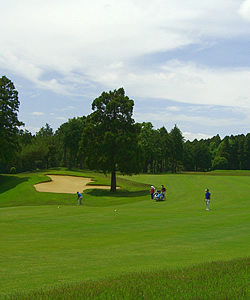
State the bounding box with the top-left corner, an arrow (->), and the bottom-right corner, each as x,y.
212,156 -> 228,170
9,167 -> 16,174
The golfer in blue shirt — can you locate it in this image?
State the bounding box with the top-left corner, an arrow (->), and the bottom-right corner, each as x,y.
204,189 -> 211,211
77,192 -> 83,205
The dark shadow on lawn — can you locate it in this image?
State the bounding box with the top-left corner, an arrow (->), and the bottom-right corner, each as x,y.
86,188 -> 148,198
85,176 -> 149,198
0,175 -> 29,194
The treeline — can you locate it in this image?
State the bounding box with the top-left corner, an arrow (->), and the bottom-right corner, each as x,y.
0,76 -> 249,175
0,120 -> 249,174
139,123 -> 249,173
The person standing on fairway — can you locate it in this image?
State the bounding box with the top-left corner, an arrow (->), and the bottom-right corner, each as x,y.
161,185 -> 166,200
204,189 -> 211,210
77,192 -> 83,205
150,186 -> 155,199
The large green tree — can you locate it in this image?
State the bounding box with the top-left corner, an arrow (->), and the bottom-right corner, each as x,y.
81,88 -> 143,191
0,76 -> 24,163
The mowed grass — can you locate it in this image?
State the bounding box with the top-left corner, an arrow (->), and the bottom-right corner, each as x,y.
0,170 -> 249,298
0,169 -> 149,208
7,258 -> 249,300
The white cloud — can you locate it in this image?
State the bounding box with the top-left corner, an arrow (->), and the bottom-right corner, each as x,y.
167,106 -> 181,112
1,1 -> 248,84
239,0 -> 250,22
56,117 -> 68,121
99,61 -> 250,109
24,126 -> 41,134
183,132 -> 213,141
59,106 -> 75,112
134,105 -> 250,130
1,1 -> 250,138
31,112 -> 45,116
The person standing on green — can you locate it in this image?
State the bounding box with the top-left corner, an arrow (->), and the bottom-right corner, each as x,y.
150,186 -> 155,199
204,189 -> 211,211
77,192 -> 83,205
161,185 -> 166,200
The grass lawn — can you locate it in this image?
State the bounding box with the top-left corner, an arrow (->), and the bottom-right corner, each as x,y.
0,170 -> 249,298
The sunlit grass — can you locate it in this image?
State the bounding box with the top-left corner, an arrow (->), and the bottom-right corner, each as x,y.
0,169 -> 249,298
6,257 -> 249,300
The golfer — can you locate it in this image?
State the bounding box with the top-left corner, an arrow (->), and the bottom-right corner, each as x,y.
77,191 -> 83,205
150,186 -> 155,199
204,189 -> 211,210
161,185 -> 166,200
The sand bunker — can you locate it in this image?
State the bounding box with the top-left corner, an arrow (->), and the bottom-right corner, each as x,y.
34,175 -> 110,194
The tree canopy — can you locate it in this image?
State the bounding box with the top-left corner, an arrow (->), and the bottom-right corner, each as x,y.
0,76 -> 23,163
81,88 -> 143,191
0,76 -> 249,176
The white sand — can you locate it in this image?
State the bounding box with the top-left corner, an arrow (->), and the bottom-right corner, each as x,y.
34,175 -> 110,194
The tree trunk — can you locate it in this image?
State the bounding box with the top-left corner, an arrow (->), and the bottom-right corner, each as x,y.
111,166 -> 116,192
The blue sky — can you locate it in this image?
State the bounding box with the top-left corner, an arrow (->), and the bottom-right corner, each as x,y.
1,0 -> 250,140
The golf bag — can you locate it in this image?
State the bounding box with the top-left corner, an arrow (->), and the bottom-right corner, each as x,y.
154,189 -> 164,201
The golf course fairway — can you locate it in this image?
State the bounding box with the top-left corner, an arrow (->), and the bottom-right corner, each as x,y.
0,170 -> 249,297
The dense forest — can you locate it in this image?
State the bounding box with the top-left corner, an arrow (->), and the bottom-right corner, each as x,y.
138,123 -> 249,173
1,119 -> 249,175
1,76 -> 250,175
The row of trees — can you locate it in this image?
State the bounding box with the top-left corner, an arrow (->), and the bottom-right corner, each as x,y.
139,126 -> 249,173
1,76 -> 249,190
9,121 -> 250,173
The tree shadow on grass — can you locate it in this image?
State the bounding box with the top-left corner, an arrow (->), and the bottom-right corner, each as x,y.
85,177 -> 149,198
86,188 -> 148,198
0,175 -> 29,194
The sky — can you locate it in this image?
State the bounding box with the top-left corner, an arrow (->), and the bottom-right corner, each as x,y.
0,0 -> 250,141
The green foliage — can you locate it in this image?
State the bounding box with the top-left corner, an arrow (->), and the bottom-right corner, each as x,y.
183,141 -> 195,171
194,142 -> 211,171
18,129 -> 33,146
0,76 -> 24,163
157,126 -> 172,173
55,117 -> 86,169
19,140 -> 49,171
36,123 -> 54,138
138,123 -> 185,173
138,124 -> 249,173
1,79 -> 249,174
138,122 -> 156,173
212,156 -> 228,170
35,123 -> 57,169
169,124 -> 184,172
81,88 -> 144,191
243,133 -> 250,169
9,167 -> 16,174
